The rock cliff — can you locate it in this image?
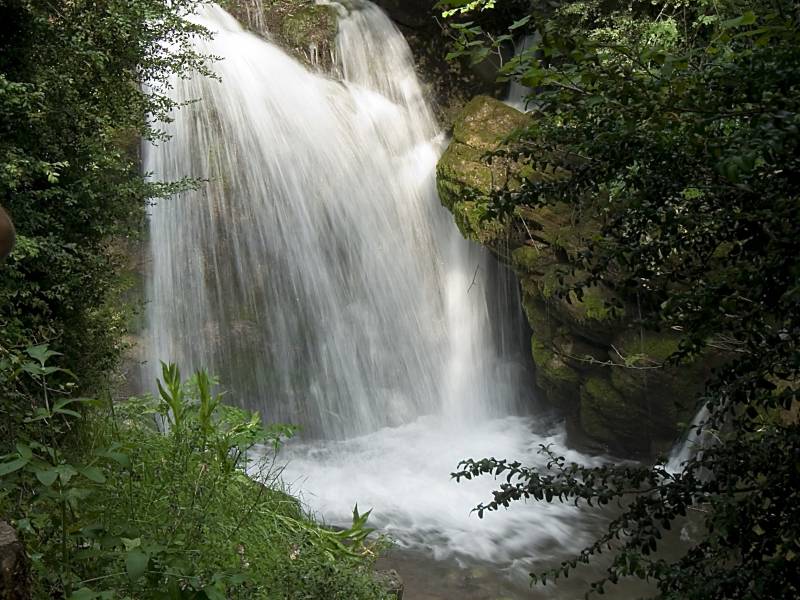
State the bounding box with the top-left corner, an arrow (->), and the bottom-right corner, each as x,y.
437,96 -> 711,457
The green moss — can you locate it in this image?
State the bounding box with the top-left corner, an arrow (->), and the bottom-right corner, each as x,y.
280,4 -> 338,50
614,329 -> 682,365
452,96 -> 530,150
579,375 -> 646,449
585,376 -> 625,407
451,200 -> 504,243
521,286 -> 556,339
513,203 -> 600,259
511,245 -> 560,276
532,337 -> 580,386
572,286 -> 621,322
552,331 -> 608,370
436,141 -> 492,204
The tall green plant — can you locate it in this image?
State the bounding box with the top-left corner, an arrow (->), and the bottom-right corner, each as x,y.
1,355 -> 388,598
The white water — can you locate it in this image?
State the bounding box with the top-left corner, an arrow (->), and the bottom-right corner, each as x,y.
144,0 -> 598,573
666,405 -> 710,473
505,33 -> 539,111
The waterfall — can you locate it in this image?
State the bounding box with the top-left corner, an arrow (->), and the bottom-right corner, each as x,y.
144,0 -> 598,573
666,406 -> 711,473
505,33 -> 539,111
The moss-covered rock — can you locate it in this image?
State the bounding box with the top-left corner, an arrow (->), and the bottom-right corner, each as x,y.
532,337 -> 580,388
452,96 -> 530,151
436,96 -> 531,234
226,0 -> 339,70
436,94 -> 720,458
280,4 -> 338,59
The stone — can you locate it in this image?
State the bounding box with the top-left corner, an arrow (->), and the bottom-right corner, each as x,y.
280,4 -> 338,56
0,521 -> 30,600
375,568 -> 404,599
436,96 -> 532,243
226,1 -> 339,70
0,207 -> 15,262
373,0 -> 433,28
579,375 -> 648,453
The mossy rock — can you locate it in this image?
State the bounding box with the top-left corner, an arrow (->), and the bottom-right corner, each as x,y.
452,96 -> 530,151
449,200 -> 506,244
280,4 -> 338,54
522,265 -> 624,344
511,244 -> 557,275
514,204 -> 600,260
225,1 -> 339,70
580,376 -> 649,453
520,285 -> 557,340
612,329 -> 682,366
531,336 -> 581,391
552,330 -> 609,373
609,329 -> 709,438
436,96 -> 536,246
436,141 -> 493,207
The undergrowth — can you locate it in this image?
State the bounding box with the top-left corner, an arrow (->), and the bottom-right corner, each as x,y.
0,349 -> 389,599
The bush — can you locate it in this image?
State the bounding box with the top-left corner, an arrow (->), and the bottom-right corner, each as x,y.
0,354 -> 388,599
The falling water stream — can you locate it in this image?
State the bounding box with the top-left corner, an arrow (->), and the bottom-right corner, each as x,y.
141,2 -> 670,597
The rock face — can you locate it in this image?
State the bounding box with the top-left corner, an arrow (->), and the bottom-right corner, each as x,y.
226,0 -> 339,71
437,96 -> 710,457
0,521 -> 29,600
373,0 -> 432,28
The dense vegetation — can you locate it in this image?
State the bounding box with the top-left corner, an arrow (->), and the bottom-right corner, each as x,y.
0,0 -> 207,395
439,0 -> 799,597
2,356 -> 387,598
0,1 -> 387,598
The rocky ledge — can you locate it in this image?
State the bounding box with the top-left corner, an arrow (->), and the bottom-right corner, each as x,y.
226,0 -> 339,71
437,96 -> 714,457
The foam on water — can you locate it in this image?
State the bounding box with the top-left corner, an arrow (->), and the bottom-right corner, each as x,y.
279,415 -> 604,564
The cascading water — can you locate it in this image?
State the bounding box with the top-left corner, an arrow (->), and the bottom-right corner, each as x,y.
505,33 -> 540,111
666,405 -> 711,473
144,1 -> 603,591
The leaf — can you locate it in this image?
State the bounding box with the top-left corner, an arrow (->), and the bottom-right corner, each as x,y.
53,397 -> 91,412
15,443 -> 33,460
126,549 -> 149,581
121,537 -> 142,551
80,466 -> 107,484
25,344 -> 61,366
203,586 -> 227,600
98,450 -> 130,468
68,588 -> 98,600
54,408 -> 81,418
55,464 -> 78,485
0,456 -> 30,476
721,11 -> 756,30
509,15 -> 531,30
35,468 -> 58,487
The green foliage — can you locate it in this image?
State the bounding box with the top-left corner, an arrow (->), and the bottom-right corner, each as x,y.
0,355 -> 388,598
0,0 -> 211,389
441,0 -> 800,597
